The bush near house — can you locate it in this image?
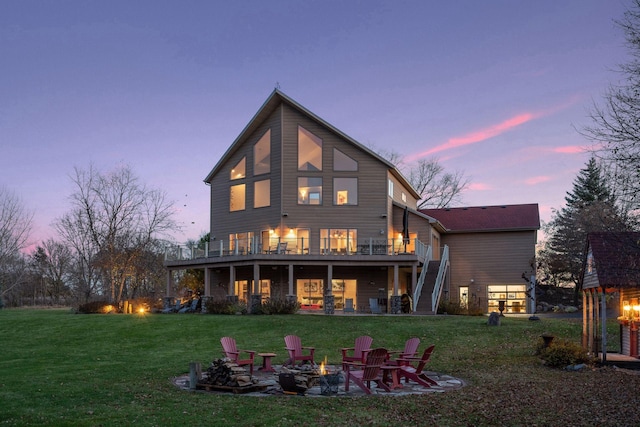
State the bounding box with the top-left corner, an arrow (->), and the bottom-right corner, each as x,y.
536,337 -> 594,368
438,299 -> 485,316
256,297 -> 300,314
204,298 -> 247,315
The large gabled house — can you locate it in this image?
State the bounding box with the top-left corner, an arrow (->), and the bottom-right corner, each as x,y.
164,89 -> 540,315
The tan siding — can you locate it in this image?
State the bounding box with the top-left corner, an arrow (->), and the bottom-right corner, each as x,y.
442,231 -> 536,301
209,108 -> 282,243
387,172 -> 418,208
279,104 -> 391,249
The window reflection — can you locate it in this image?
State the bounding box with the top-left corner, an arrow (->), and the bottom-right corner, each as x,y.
298,126 -> 322,171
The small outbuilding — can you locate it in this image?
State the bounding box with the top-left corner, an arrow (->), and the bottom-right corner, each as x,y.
581,232 -> 640,360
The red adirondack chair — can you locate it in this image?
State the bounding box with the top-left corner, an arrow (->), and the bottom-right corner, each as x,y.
341,335 -> 373,369
284,335 -> 315,366
220,336 -> 255,375
344,347 -> 391,394
397,344 -> 437,387
387,337 -> 420,364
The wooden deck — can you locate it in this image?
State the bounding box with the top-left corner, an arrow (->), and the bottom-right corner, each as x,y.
600,352 -> 640,369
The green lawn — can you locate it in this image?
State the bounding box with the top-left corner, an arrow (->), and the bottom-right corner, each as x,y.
0,309 -> 637,426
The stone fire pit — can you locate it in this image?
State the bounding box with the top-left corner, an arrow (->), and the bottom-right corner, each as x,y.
173,361 -> 465,397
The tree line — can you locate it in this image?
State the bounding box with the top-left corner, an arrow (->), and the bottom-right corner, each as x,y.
0,165 -> 178,308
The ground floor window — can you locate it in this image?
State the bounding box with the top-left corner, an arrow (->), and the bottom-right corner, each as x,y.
234,279 -> 271,302
487,284 -> 526,313
331,279 -> 356,310
260,280 -> 270,302
235,280 -> 249,302
297,279 -> 324,310
459,286 -> 468,308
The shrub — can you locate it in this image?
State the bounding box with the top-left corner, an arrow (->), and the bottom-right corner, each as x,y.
204,298 -> 247,315
77,301 -> 115,314
258,297 -> 300,315
437,299 -> 485,316
537,338 -> 593,368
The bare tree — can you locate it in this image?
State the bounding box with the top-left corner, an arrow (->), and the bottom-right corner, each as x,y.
408,158 -> 469,209
0,187 -> 33,307
54,165 -> 178,305
31,239 -> 73,305
583,0 -> 640,215
376,148 -> 469,209
0,186 -> 33,266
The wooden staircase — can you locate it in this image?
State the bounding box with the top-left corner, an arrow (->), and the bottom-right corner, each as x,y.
414,260 -> 440,314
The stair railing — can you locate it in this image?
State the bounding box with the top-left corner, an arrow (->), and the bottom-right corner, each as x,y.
431,245 -> 449,313
412,245 -> 432,311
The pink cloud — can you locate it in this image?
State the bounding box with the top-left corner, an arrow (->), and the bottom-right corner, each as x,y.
468,182 -> 492,191
406,96 -> 582,163
407,113 -> 536,160
553,145 -> 584,154
524,176 -> 552,185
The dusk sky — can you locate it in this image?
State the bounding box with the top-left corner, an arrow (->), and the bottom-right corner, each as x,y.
0,0 -> 631,248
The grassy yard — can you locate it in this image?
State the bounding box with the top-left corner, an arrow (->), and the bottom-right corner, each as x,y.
0,309 -> 638,426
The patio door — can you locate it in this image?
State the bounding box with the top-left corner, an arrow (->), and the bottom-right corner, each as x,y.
331,279 -> 356,310
297,279 -> 324,310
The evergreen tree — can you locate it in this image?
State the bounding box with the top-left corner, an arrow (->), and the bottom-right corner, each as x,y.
541,158 -> 631,289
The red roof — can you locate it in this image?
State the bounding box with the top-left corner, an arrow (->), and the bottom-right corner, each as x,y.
586,232 -> 640,288
421,204 -> 540,232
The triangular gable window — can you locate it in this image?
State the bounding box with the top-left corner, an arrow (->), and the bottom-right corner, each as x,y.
333,148 -> 357,171
231,157 -> 246,180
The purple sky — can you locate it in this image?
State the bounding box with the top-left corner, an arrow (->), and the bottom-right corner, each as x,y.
0,0 -> 630,248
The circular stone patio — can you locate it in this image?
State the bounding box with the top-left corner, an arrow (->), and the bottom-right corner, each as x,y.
173,364 -> 465,397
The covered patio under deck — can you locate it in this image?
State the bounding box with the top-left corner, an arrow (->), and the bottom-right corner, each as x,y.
164,251 -> 423,315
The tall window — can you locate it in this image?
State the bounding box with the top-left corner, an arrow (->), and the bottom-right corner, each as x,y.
298,177 -> 322,205
320,228 -> 357,254
254,179 -> 270,208
230,184 -> 245,211
230,157 -> 246,180
235,280 -> 249,302
229,232 -> 254,253
298,126 -> 322,171
388,179 -> 394,197
254,130 -> 271,175
333,178 -> 358,205
331,279 -> 356,310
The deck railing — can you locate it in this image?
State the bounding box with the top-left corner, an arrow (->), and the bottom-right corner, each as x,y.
165,237 -> 427,261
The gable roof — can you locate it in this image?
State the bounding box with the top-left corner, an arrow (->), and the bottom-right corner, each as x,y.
204,89 -> 420,198
420,204 -> 540,233
584,232 -> 640,289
